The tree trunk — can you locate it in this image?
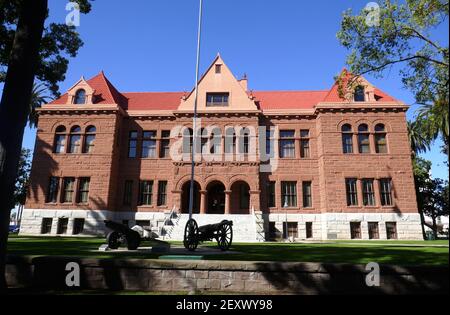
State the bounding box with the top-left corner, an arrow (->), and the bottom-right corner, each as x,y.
0,0 -> 47,290
419,210 -> 427,240
432,216 -> 438,240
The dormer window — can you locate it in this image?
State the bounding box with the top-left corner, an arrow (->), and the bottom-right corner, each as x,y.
354,86 -> 365,102
206,92 -> 229,107
74,89 -> 86,104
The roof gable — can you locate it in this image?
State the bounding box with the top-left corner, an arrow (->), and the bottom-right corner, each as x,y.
177,55 -> 259,112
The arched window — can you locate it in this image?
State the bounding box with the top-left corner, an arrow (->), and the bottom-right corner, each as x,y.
54,126 -> 66,153
374,124 -> 387,153
341,124 -> 353,154
183,128 -> 193,154
83,126 -> 96,153
68,126 -> 82,153
239,127 -> 251,154
354,86 -> 365,102
224,127 -> 236,154
358,124 -> 370,153
74,89 -> 86,104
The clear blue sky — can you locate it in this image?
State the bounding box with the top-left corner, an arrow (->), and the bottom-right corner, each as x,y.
17,0 -> 448,180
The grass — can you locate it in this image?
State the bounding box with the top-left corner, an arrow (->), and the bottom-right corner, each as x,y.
7,235 -> 449,266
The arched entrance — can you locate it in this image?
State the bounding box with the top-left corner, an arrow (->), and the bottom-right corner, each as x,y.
206,181 -> 225,214
181,181 -> 200,214
230,181 -> 250,214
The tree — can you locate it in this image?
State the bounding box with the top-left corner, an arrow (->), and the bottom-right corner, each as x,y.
412,157 -> 449,239
337,0 -> 449,147
0,0 -> 92,290
28,82 -> 51,128
13,148 -> 32,225
412,157 -> 433,238
1,0 -> 92,97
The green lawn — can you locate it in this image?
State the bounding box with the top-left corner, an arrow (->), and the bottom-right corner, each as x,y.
7,235 -> 449,266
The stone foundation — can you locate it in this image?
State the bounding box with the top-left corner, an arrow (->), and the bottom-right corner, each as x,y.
20,209 -> 423,240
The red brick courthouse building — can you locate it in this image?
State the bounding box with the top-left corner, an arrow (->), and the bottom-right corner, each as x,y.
21,56 -> 423,241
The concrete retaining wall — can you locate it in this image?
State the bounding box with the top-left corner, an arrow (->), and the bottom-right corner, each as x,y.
6,255 -> 448,294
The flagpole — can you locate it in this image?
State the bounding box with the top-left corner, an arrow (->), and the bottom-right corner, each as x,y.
188,0 -> 203,220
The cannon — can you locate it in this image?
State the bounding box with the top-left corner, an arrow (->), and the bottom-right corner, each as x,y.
183,219 -> 233,252
104,220 -> 142,250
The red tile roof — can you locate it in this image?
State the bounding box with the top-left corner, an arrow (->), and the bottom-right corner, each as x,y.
121,92 -> 185,110
251,91 -> 329,110
48,71 -> 398,111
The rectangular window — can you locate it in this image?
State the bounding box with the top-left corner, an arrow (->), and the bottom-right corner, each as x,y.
46,177 -> 60,203
62,177 -> 75,203
160,130 -> 171,158
375,134 -> 387,153
350,222 -> 362,239
57,218 -> 68,235
41,218 -> 53,234
346,178 -> 358,206
306,222 -> 313,239
358,134 -> 370,153
123,180 -> 133,206
54,135 -> 66,153
362,179 -> 375,206
206,92 -> 229,106
279,130 -> 296,158
73,218 -> 85,235
283,222 -> 298,239
302,181 -> 312,208
128,131 -> 138,158
215,64 -> 222,74
157,181 -> 167,206
265,129 -> 274,156
368,222 -> 379,240
135,220 -> 151,229
342,134 -> 353,154
380,178 -> 393,206
386,222 -> 398,239
281,181 -> 297,208
267,181 -> 276,208
77,177 -> 90,204
300,130 -> 310,158
142,131 -> 157,158
268,222 -> 277,241
139,181 -> 153,206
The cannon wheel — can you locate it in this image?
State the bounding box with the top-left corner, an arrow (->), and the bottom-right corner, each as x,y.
217,223 -> 233,251
183,219 -> 199,251
126,232 -> 141,250
107,231 -> 122,249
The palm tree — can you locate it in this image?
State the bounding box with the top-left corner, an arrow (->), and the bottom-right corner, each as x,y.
407,120 -> 431,156
417,99 -> 449,144
28,82 -> 51,128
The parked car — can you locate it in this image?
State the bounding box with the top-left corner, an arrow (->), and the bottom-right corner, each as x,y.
9,225 -> 20,233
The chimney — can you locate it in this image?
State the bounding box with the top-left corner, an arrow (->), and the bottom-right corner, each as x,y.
239,73 -> 248,91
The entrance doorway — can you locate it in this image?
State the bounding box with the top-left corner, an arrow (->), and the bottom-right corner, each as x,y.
181,181 -> 200,214
206,181 -> 225,214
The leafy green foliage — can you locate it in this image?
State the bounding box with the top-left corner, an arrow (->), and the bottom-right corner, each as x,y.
14,148 -> 32,206
413,157 -> 449,237
337,0 -> 449,146
0,0 -> 93,97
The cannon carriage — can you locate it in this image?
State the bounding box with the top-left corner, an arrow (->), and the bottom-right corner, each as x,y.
183,219 -> 233,251
104,220 -> 158,250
